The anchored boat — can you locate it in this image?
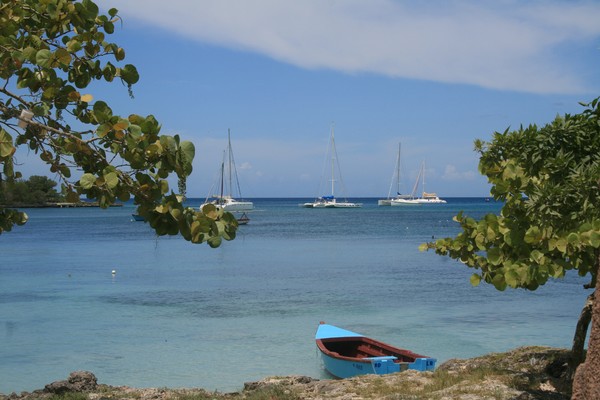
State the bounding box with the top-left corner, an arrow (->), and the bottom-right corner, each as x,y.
315,322 -> 436,378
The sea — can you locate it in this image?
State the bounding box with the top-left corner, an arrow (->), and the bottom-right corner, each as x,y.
0,197 -> 591,394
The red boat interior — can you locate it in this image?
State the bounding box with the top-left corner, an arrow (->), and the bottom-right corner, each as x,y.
318,336 -> 424,363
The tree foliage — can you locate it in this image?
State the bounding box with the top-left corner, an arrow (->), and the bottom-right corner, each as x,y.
422,98 -> 600,291
0,0 -> 237,245
1,174 -> 63,205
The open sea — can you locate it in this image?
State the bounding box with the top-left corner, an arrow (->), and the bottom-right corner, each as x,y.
0,197 -> 591,394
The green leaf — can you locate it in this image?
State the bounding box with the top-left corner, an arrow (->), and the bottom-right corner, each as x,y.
104,172 -> 119,189
505,269 -> 520,288
531,250 -> 545,264
0,130 -> 15,158
79,173 -> 96,189
54,48 -> 71,66
590,231 -> 600,248
555,238 -> 567,253
119,64 -> 139,84
524,226 -> 542,244
207,236 -> 222,248
487,247 -> 502,265
67,39 -> 82,52
179,141 -> 195,174
470,273 -> 481,287
35,49 -> 52,68
567,232 -> 579,244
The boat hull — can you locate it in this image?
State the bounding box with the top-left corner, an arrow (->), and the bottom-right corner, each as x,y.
390,199 -> 421,206
414,198 -> 447,204
315,323 -> 435,378
221,201 -> 254,211
302,197 -> 362,208
202,198 -> 254,212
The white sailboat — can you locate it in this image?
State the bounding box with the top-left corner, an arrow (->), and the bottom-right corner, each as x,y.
301,126 -> 362,208
378,143 -> 413,206
202,130 -> 254,213
391,161 -> 446,206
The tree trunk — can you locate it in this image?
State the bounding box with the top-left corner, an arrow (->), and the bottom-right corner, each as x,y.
572,251 -> 600,399
566,291 -> 594,381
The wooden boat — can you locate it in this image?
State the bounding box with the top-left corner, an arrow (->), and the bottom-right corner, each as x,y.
315,322 -> 436,378
236,212 -> 250,225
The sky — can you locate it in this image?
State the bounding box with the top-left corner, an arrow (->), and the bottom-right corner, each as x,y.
20,0 -> 600,198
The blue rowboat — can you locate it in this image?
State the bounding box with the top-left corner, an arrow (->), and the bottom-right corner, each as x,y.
315,322 -> 436,378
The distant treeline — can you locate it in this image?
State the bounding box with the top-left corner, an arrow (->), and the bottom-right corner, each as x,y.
0,175 -> 64,206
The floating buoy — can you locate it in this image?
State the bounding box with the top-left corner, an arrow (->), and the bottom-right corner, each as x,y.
111,269 -> 116,275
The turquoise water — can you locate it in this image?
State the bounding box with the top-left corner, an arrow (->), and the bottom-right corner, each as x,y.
0,198 -> 590,394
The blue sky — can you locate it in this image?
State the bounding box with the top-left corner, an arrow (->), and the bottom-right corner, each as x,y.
23,1 -> 600,198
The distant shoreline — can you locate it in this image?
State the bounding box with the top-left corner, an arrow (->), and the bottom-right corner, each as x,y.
1,202 -> 123,208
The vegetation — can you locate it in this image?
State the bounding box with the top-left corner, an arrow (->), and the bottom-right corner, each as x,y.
0,175 -> 63,205
0,0 -> 237,245
421,98 -> 600,380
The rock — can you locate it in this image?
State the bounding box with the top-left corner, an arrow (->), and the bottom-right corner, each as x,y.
2,347 -> 574,400
44,371 -> 97,394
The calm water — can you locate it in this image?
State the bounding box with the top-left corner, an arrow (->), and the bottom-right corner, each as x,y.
0,198 -> 591,394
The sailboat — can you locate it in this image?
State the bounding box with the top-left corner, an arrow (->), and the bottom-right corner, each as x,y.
391,161 -> 446,205
378,143 -> 413,206
301,125 -> 362,208
202,130 -> 254,213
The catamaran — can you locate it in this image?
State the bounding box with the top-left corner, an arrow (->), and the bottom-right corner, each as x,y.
301,125 -> 362,208
391,161 -> 446,205
202,130 -> 254,213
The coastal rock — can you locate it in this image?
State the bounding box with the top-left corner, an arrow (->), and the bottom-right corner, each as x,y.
1,346 -> 573,400
44,371 -> 97,394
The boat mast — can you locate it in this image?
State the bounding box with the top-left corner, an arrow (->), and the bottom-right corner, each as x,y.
220,156 -> 225,202
421,160 -> 426,196
410,162 -> 422,198
396,143 -> 401,195
227,129 -> 233,198
330,125 -> 336,197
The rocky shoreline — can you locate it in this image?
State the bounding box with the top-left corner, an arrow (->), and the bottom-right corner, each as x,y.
1,346 -> 572,400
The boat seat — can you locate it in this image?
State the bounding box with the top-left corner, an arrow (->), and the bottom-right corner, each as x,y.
356,344 -> 386,358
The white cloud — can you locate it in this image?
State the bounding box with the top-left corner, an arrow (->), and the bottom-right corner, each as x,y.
442,164 -> 476,181
102,0 -> 600,94
238,162 -> 252,171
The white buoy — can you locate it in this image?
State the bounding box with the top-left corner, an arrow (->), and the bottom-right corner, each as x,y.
112,269 -> 116,275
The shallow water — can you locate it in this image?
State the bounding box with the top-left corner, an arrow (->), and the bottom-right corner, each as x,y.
0,198 -> 590,393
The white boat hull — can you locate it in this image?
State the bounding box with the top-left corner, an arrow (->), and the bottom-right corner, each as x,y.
203,198 -> 254,211
391,198 -> 421,206
302,198 -> 362,208
414,198 -> 447,204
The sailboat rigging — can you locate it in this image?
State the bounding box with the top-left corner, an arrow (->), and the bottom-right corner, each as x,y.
202,130 -> 254,213
391,161 -> 446,205
301,125 -> 362,208
378,143 -> 412,206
